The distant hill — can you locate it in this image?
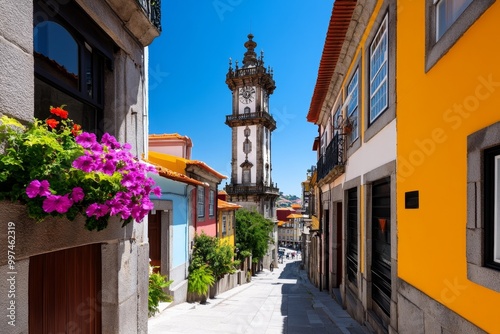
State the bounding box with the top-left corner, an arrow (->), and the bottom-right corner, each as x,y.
276,194 -> 302,208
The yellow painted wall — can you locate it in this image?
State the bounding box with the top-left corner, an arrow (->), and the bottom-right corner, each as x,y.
397,1 -> 500,332
218,211 -> 235,247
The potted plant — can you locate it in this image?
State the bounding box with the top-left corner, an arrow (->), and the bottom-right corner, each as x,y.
0,106 -> 160,231
187,265 -> 215,304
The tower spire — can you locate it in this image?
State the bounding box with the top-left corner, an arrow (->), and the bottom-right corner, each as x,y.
242,34 -> 258,68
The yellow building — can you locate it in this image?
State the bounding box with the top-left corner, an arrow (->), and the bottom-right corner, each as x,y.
217,197 -> 241,247
307,0 -> 500,333
397,1 -> 500,333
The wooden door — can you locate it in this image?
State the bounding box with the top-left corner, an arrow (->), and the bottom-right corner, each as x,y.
148,211 -> 162,273
29,243 -> 102,334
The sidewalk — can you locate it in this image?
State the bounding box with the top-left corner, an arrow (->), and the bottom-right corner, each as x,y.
148,260 -> 372,333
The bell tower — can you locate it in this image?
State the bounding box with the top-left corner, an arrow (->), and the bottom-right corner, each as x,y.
225,34 -> 279,220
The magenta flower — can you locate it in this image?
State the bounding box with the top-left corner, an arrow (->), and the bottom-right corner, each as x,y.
72,155 -> 96,172
101,160 -> 116,175
42,194 -> 73,214
101,133 -> 121,149
121,173 -> 136,187
86,203 -> 110,219
26,180 -> 51,198
71,187 -> 85,202
153,186 -> 161,197
75,132 -> 97,148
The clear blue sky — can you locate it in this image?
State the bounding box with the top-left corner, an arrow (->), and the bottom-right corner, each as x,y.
148,1 -> 333,197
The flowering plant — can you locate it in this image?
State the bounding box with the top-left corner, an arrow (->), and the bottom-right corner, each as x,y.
0,106 -> 160,231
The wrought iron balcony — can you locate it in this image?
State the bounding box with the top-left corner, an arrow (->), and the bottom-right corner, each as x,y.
225,111 -> 276,131
106,0 -> 161,45
225,184 -> 280,196
317,133 -> 345,181
137,0 -> 162,32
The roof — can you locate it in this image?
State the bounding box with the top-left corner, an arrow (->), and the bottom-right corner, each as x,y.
144,160 -> 205,186
218,199 -> 242,210
306,0 -> 358,123
287,213 -> 303,219
291,203 -> 301,209
277,221 -> 286,227
149,133 -> 192,146
218,189 -> 228,195
149,151 -> 227,179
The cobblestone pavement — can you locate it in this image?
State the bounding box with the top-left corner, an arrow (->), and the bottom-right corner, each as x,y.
148,259 -> 372,334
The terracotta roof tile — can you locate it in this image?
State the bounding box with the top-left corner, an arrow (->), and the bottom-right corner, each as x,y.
307,0 -> 358,123
218,199 -> 242,210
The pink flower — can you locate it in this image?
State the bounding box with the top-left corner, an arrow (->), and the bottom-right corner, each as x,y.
26,180 -> 51,198
42,194 -> 73,214
71,187 -> 85,202
72,155 -> 96,172
86,203 -> 110,218
153,186 -> 161,198
75,132 -> 97,148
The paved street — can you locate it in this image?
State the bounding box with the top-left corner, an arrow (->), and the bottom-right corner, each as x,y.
148,259 -> 372,334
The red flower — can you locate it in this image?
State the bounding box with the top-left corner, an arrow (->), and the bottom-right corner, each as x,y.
71,124 -> 82,136
50,106 -> 68,119
46,118 -> 59,129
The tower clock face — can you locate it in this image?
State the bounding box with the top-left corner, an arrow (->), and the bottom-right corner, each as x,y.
239,86 -> 255,104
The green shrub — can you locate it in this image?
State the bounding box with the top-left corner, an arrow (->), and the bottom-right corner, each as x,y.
148,267 -> 173,317
188,265 -> 215,296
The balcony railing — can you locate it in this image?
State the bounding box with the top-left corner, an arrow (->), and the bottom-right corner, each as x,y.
225,184 -> 280,196
317,133 -> 345,181
226,66 -> 268,79
225,111 -> 276,130
137,0 -> 162,32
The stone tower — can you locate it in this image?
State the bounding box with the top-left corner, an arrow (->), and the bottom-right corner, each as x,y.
224,34 -> 279,220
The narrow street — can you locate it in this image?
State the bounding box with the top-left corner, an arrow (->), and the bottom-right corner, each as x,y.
148,259 -> 372,334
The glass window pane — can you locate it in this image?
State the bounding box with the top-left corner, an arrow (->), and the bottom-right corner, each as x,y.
34,21 -> 79,90
34,77 -> 99,134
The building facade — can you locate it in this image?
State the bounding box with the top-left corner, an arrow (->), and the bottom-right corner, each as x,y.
397,1 -> 500,333
0,0 -> 161,332
306,1 -> 397,332
306,0 -> 500,333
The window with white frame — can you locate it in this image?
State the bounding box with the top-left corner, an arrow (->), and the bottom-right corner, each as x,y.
369,15 -> 388,124
321,128 -> 327,161
347,68 -> 359,140
426,0 -> 493,71
435,0 -> 473,40
485,145 -> 500,269
197,186 -> 205,218
209,190 -> 215,216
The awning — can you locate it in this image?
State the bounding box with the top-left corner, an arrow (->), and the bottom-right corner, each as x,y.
286,213 -> 303,219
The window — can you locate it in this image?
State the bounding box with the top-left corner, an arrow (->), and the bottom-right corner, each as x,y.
197,186 -> 205,218
222,215 -> 227,236
34,1 -> 114,135
369,15 -> 388,123
485,145 -> 500,270
426,0 -> 494,71
466,123 -> 500,292
347,69 -> 359,140
209,190 -> 215,216
435,0 -> 474,40
320,131 -> 327,161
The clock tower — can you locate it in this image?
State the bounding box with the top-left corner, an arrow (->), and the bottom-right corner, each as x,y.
225,34 -> 279,220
